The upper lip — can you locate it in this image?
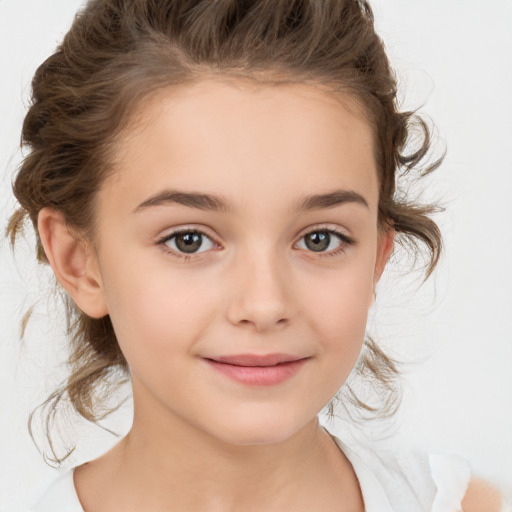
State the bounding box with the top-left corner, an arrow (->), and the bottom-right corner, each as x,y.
205,354 -> 307,367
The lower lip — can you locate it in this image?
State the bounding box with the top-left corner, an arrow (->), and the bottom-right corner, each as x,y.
205,358 -> 308,386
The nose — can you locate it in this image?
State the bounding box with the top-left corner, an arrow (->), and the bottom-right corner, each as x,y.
226,248 -> 292,332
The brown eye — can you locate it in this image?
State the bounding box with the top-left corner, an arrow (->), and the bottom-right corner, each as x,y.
304,231 -> 331,252
175,233 -> 202,253
163,231 -> 215,254
296,229 -> 352,254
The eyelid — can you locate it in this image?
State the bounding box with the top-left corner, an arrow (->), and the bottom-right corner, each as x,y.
295,223 -> 353,242
156,224 -> 218,243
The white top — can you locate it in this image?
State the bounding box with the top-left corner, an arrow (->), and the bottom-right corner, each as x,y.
30,436 -> 473,512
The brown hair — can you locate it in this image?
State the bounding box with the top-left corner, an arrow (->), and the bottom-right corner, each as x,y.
7,0 -> 442,463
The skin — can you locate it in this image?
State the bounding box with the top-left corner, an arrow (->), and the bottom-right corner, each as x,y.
39,79 -> 502,512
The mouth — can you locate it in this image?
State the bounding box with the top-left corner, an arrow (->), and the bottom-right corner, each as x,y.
208,353 -> 306,366
203,353 -> 310,386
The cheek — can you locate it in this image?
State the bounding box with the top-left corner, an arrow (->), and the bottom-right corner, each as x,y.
100,261 -> 219,365
299,262 -> 374,364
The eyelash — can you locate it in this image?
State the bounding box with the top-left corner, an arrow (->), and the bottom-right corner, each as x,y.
156,227 -> 355,262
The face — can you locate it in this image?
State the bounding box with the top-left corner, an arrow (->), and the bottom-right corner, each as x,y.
88,80 -> 392,446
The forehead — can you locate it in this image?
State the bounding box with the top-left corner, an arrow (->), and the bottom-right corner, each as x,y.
106,79 -> 379,213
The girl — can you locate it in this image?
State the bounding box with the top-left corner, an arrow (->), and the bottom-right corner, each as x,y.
3,0 -> 508,510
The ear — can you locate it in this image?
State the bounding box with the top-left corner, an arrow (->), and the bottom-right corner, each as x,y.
38,208 -> 108,319
374,228 -> 395,285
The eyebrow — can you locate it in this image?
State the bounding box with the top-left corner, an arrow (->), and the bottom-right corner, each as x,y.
295,190 -> 369,211
134,189 -> 369,213
134,191 -> 231,212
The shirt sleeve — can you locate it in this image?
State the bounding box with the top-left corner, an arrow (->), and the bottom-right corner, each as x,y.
500,496 -> 512,512
429,453 -> 471,512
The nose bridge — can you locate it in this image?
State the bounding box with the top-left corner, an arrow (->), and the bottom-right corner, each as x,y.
227,237 -> 292,331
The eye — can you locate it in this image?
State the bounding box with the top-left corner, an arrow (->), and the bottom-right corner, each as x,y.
296,229 -> 353,254
159,230 -> 216,254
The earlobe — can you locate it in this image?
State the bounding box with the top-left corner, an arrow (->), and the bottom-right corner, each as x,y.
37,208 -> 108,319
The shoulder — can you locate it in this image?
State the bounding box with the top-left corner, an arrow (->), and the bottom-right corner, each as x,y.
30,468 -> 84,512
327,428 -> 507,512
331,433 -> 464,512
461,478 -> 503,512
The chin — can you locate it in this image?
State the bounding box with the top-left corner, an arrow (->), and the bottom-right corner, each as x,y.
206,411 -> 316,447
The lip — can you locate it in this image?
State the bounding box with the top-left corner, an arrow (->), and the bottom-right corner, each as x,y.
203,353 -> 310,387
211,353 -> 304,366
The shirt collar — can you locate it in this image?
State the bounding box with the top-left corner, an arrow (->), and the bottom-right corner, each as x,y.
331,435 -> 394,512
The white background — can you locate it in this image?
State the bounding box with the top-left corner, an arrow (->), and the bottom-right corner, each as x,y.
1,1 -> 511,509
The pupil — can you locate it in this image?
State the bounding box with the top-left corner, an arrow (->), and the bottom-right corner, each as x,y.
305,231 -> 330,252
176,233 -> 202,253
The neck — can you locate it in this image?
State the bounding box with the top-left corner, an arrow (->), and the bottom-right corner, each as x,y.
74,387 -> 362,512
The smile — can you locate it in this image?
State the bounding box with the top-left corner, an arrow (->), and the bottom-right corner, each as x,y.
203,354 -> 310,386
